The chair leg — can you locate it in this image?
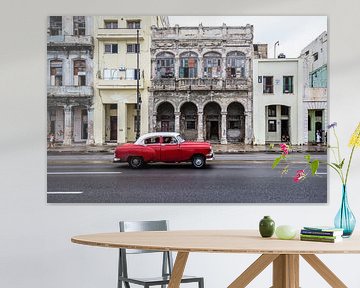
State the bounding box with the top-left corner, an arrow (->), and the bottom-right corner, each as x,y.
199,278 -> 204,288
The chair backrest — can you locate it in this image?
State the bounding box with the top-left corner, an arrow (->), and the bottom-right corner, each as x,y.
118,220 -> 174,282
119,220 -> 168,254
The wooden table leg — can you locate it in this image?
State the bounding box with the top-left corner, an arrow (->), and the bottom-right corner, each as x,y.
168,252 -> 189,288
272,254 -> 299,288
228,254 -> 279,288
301,254 -> 347,288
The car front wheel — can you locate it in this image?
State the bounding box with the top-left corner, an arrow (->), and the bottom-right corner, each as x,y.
128,156 -> 144,169
192,155 -> 206,168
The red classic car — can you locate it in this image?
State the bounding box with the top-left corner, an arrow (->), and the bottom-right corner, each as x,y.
113,132 -> 214,168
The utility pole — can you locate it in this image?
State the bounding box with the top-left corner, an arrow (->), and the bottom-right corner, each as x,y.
136,29 -> 141,139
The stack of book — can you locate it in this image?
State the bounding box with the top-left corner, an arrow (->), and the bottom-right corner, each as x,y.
300,226 -> 344,243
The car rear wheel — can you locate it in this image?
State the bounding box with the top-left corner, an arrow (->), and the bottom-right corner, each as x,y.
128,156 -> 144,169
192,155 -> 206,168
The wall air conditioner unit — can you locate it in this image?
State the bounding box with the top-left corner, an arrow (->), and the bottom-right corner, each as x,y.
119,66 -> 126,71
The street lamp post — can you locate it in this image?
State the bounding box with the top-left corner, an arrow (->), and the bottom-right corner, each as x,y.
274,41 -> 280,58
136,29 -> 141,139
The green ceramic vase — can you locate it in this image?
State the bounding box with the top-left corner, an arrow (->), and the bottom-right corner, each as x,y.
259,216 -> 275,237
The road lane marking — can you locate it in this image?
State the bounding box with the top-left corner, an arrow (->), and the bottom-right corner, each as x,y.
47,172 -> 122,175
47,191 -> 83,194
316,172 -> 327,175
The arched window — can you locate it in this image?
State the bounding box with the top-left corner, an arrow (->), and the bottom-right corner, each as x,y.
226,51 -> 246,78
50,60 -> 62,86
203,52 -> 222,78
179,52 -> 198,78
156,52 -> 175,78
74,60 -> 86,86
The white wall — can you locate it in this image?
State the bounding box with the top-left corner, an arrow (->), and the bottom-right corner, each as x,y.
1,1 -> 360,288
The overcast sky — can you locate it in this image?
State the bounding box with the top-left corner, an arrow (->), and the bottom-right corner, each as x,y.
169,16 -> 327,58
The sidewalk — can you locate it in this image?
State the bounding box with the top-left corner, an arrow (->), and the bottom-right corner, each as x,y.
47,143 -> 327,154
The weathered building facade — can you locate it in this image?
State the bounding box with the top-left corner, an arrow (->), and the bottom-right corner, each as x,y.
47,16 -> 94,145
300,31 -> 328,144
149,24 -> 267,144
93,16 -> 169,144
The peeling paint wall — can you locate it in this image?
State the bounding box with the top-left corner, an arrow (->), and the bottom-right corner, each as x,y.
47,16 -> 94,145
150,24 -> 266,144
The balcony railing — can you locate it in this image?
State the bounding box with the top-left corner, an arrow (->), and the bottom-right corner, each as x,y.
224,78 -> 249,91
47,86 -> 93,97
151,78 -> 249,91
47,35 -> 93,46
152,79 -> 176,90
97,78 -> 144,90
304,87 -> 327,101
96,28 -> 144,40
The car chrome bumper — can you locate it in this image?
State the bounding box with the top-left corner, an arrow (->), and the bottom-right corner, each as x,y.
113,157 -> 122,163
206,153 -> 214,161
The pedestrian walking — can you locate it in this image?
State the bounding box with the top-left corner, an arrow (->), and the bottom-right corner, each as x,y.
316,130 -> 321,145
49,133 -> 55,148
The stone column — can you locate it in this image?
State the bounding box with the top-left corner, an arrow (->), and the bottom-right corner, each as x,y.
86,107 -> 95,145
221,112 -> 227,144
118,102 -> 127,144
244,111 -> 253,145
198,56 -> 203,78
174,56 -> 180,78
222,56 -> 227,79
197,112 -> 204,142
152,112 -> 157,132
174,112 -> 180,133
63,105 -> 73,146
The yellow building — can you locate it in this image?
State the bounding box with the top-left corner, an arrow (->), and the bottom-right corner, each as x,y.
93,16 -> 169,144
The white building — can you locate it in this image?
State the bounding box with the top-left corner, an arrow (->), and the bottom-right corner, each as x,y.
300,31 -> 328,144
253,58 -> 304,145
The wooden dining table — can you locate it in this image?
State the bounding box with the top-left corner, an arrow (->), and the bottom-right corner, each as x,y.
71,230 -> 360,288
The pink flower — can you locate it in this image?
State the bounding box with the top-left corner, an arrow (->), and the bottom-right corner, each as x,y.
293,169 -> 306,183
280,143 -> 289,155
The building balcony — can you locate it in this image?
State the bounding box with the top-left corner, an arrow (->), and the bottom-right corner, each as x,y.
151,79 -> 176,91
47,86 -> 94,97
224,78 -> 249,90
47,35 -> 94,47
97,78 -> 144,90
151,78 -> 249,91
304,87 -> 327,101
178,78 -> 224,91
96,28 -> 144,40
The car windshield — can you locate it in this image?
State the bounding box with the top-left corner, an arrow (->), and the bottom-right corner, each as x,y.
176,135 -> 185,143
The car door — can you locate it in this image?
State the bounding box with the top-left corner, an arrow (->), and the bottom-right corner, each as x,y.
160,136 -> 181,162
144,136 -> 161,161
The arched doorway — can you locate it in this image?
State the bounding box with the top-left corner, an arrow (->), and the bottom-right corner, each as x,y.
204,102 -> 221,142
156,102 -> 175,132
227,102 -> 245,143
180,102 -> 198,140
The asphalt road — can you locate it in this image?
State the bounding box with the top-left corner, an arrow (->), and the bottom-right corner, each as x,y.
47,153 -> 327,203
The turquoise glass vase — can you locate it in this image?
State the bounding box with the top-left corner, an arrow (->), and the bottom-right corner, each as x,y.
334,185 -> 356,237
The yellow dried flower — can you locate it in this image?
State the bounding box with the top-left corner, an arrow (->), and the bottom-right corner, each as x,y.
349,122 -> 360,148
